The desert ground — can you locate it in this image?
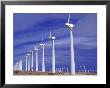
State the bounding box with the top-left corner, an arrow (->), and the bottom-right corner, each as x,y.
14,71 -> 97,75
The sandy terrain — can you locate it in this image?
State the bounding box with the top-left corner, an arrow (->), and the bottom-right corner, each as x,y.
13,71 -> 97,75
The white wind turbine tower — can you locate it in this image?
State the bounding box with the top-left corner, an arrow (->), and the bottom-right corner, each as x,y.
40,38 -> 45,72
25,54 -> 28,71
20,60 -> 23,71
58,68 -> 60,72
27,53 -> 31,71
83,65 -> 86,72
65,14 -> 75,75
56,68 -> 58,72
66,67 -> 69,72
34,46 -> 39,72
49,32 -> 56,73
30,50 -> 34,71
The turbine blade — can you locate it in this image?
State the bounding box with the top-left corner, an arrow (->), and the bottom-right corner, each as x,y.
34,46 -> 36,49
49,31 -> 51,37
42,37 -> 43,43
68,14 -> 70,23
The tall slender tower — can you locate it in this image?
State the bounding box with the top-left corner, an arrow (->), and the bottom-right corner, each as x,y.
40,38 -> 45,72
83,65 -> 86,72
61,67 -> 63,72
27,53 -> 30,71
49,32 -> 56,73
25,55 -> 28,71
67,67 -> 68,72
30,51 -> 33,71
34,46 -> 39,72
65,14 -> 75,75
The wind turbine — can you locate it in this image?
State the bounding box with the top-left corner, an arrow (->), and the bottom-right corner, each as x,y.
60,67 -> 62,73
65,14 -> 75,75
27,53 -> 30,71
25,54 -> 28,71
15,60 -> 22,71
58,67 -> 60,73
66,67 -> 69,72
40,37 -> 45,72
14,61 -> 19,71
49,32 -> 56,73
83,65 -> 86,73
87,69 -> 89,73
34,46 -> 39,72
56,68 -> 58,72
19,60 -> 23,71
30,50 -> 34,71
61,67 -> 64,72
79,65 -> 82,72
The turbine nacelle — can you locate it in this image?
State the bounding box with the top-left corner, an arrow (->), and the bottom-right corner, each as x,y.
29,51 -> 32,53
65,14 -> 75,30
65,23 -> 75,30
51,36 -> 56,40
40,43 -> 45,46
35,48 -> 39,51
39,37 -> 45,47
49,32 -> 56,40
34,46 -> 39,51
27,53 -> 30,56
49,36 -> 56,40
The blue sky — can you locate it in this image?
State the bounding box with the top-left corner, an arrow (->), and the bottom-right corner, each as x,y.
13,13 -> 97,72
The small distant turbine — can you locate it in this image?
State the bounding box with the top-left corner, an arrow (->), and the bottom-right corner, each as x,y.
57,68 -> 59,72
58,68 -> 60,72
20,60 -> 23,71
17,60 -> 23,71
49,32 -> 56,73
79,65 -> 82,72
34,46 -> 39,72
59,67 -> 61,72
56,68 -> 58,72
61,67 -> 64,72
83,65 -> 86,72
30,50 -> 34,71
40,37 -> 45,72
55,68 -> 57,72
87,70 -> 90,73
67,67 -> 69,72
14,61 -> 19,71
65,14 -> 75,75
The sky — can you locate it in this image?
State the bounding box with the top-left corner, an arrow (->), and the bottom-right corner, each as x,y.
13,13 -> 97,72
